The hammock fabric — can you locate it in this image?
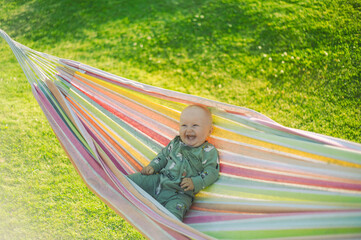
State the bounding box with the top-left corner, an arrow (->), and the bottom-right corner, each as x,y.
2,30 -> 361,239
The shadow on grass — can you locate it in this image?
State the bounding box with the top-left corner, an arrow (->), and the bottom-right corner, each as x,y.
3,0 -> 207,44
4,0 -> 319,51
2,0 -> 360,99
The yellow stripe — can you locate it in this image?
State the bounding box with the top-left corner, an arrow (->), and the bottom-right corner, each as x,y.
212,126 -> 361,168
76,71 -> 360,169
69,94 -> 151,166
76,71 -> 184,121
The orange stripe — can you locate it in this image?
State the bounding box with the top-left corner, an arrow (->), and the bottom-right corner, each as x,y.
73,74 -> 179,130
66,96 -> 143,172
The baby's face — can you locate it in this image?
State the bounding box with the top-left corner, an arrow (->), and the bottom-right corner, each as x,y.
179,106 -> 212,147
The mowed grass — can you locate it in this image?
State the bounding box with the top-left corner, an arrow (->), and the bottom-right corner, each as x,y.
0,0 -> 360,239
0,46 -> 144,239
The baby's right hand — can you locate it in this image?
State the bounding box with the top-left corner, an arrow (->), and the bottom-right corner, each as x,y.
141,165 -> 154,175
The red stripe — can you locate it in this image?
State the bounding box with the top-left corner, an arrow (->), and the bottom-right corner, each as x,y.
67,97 -> 143,173
74,75 -> 178,140
78,74 -> 179,131
220,163 -> 361,192
68,75 -> 170,147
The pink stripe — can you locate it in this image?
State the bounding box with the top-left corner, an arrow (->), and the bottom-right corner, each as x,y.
221,163 -> 361,192
82,121 -> 128,175
185,209 -> 361,224
254,118 -> 348,149
60,59 -> 273,122
32,86 -> 185,238
35,85 -> 211,239
67,75 -> 170,146
34,86 -> 122,190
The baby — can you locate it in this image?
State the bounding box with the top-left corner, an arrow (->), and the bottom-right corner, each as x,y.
128,105 -> 219,220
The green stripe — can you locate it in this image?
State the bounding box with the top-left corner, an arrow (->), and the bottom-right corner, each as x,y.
66,82 -> 159,160
203,182 -> 361,205
204,227 -> 361,240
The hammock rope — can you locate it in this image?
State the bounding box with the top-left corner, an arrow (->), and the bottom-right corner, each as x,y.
2,29 -> 361,239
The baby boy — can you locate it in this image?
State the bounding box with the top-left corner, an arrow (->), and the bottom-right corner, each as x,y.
128,105 -> 219,220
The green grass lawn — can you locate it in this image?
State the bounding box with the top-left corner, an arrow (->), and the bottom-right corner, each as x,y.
1,0 -> 360,239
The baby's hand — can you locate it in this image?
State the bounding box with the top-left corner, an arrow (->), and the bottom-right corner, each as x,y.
141,165 -> 154,175
180,178 -> 194,191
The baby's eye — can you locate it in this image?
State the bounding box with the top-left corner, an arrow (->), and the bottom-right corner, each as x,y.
193,124 -> 199,127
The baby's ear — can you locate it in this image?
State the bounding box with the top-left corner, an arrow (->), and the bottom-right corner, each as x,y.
209,125 -> 213,135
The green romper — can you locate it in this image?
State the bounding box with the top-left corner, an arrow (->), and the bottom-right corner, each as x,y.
128,136 -> 219,220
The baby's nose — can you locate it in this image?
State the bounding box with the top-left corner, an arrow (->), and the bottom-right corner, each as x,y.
185,128 -> 193,133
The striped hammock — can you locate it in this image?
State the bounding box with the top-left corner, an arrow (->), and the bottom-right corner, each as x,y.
2,30 -> 361,239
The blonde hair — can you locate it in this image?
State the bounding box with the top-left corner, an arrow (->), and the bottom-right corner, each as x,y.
182,105 -> 213,125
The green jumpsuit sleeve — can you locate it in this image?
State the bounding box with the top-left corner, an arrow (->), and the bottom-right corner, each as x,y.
148,139 -> 173,173
191,145 -> 219,194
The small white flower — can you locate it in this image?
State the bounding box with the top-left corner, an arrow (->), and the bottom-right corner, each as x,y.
140,44 -> 143,48
280,70 -> 284,74
269,57 -> 272,61
147,36 -> 152,40
133,42 -> 137,46
275,74 -> 278,77
291,56 -> 294,59
156,184 -> 161,195
204,145 -> 214,152
200,15 -> 204,19
198,23 -> 201,26
263,54 -> 267,57
282,61 -> 285,64
258,46 -> 262,49
284,52 -> 287,56
169,162 -> 176,169
324,51 -> 328,56
296,57 -> 300,60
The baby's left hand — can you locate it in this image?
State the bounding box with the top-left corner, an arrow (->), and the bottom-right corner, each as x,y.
180,178 -> 194,191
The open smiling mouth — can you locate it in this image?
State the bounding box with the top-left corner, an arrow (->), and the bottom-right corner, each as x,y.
186,135 -> 196,141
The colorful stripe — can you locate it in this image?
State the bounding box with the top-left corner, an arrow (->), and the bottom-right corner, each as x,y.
2,29 -> 361,240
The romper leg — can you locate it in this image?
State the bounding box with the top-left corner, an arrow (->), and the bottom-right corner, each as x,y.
163,194 -> 193,221
128,173 -> 160,198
